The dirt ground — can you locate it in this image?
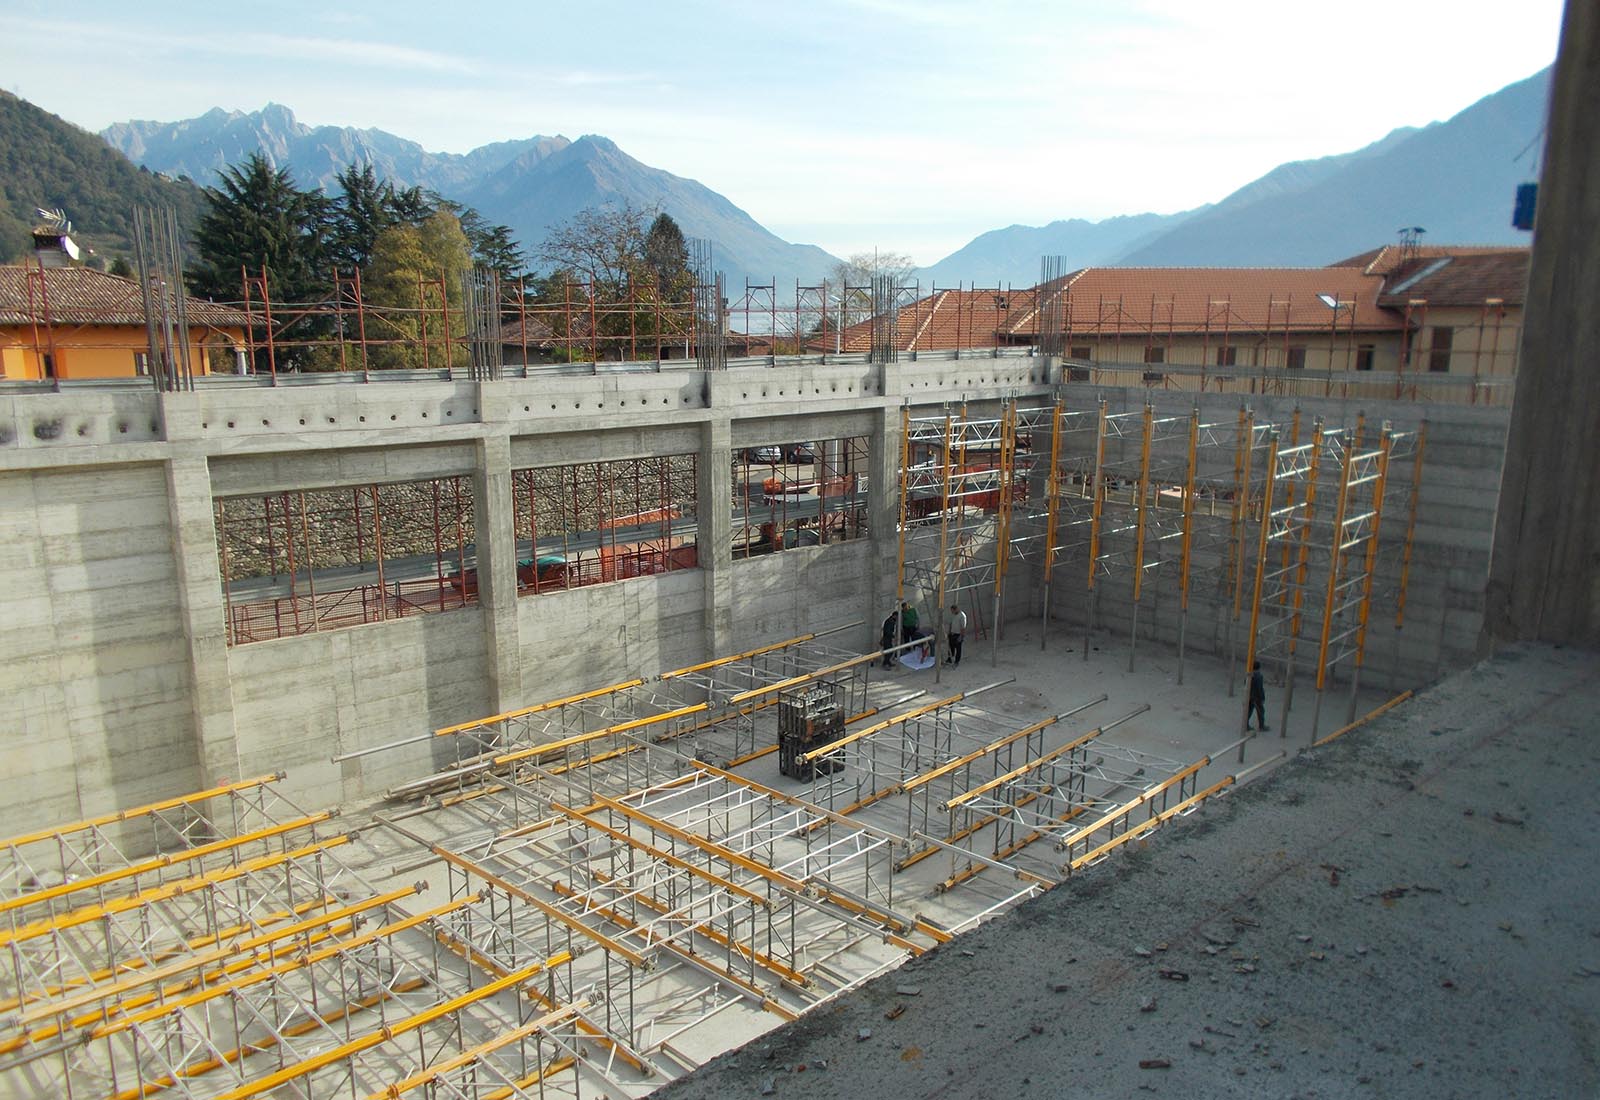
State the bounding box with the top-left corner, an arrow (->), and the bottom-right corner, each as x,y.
652,641 -> 1600,1099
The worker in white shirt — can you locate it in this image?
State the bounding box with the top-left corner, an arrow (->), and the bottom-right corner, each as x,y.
945,604 -> 967,666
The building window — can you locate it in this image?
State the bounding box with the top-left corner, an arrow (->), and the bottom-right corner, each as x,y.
1428,326 -> 1454,373
1215,346 -> 1238,367
1286,346 -> 1307,370
1069,345 -> 1092,361
215,477 -> 477,646
731,436 -> 870,557
1067,366 -> 1091,382
513,454 -> 702,589
1355,345 -> 1375,372
133,353 -> 150,377
1143,345 -> 1165,364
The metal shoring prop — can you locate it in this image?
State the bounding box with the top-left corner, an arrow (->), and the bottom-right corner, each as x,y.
1238,429 -> 1280,763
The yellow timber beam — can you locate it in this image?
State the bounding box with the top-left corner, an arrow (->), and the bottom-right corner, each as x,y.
0,773 -> 283,851
0,836 -> 351,948
435,679 -> 647,737
0,811 -> 334,915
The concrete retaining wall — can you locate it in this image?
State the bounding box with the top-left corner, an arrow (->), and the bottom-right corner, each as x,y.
0,462 -> 201,824
1042,390 -> 1509,694
0,358 -> 1507,827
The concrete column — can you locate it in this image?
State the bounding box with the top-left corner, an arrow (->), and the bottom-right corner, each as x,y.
868,397 -> 903,649
474,416 -> 522,712
699,415 -> 734,655
160,395 -> 241,785
1485,1 -> 1600,646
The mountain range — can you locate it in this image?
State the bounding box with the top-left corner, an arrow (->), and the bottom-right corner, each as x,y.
4,66 -> 1548,288
923,67 -> 1547,283
102,105 -> 836,287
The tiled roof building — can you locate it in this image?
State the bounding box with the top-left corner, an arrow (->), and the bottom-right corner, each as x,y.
807,245 -> 1529,383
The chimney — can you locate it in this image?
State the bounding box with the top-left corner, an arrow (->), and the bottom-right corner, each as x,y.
31,208 -> 81,268
31,227 -> 81,269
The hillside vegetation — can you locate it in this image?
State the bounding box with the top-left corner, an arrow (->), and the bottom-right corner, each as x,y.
0,91 -> 207,266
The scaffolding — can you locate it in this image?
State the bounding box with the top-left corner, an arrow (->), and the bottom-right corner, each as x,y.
928,390 -> 1430,747
897,399 -> 1049,672
8,594 -> 1261,1098
0,777 -> 592,1100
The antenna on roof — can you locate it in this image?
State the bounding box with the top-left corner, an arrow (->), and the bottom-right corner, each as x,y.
34,207 -> 72,234
1397,226 -> 1426,264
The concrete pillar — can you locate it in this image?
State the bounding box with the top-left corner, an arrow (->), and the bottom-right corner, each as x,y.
1485,1 -> 1600,646
699,416 -> 734,654
868,396 -> 903,649
160,395 -> 241,785
475,384 -> 522,710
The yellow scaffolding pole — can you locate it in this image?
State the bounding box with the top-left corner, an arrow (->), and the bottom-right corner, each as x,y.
0,773 -> 283,851
0,835 -> 351,948
0,811 -> 334,915
896,404 -> 912,602
1176,407 -> 1198,683
1040,397 -> 1065,649
1239,430 -> 1280,759
434,679 -> 646,737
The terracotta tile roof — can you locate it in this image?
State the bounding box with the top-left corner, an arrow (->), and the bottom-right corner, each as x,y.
805,251 -> 1526,356
805,286 -> 1042,354
1329,243 -> 1528,277
0,265 -> 251,328
500,316 -> 558,346
1374,251 -> 1529,307
1018,267 -> 1395,336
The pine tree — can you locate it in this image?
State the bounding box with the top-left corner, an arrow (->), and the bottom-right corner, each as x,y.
188,152 -> 329,306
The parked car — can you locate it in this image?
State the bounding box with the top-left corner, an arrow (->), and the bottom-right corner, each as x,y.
748,445 -> 783,464
784,442 -> 818,464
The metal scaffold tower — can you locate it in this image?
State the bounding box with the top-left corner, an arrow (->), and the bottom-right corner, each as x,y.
897,399 -> 1049,672
959,389 -> 1429,745
1034,400 -> 1262,684
0,775 -> 592,1100
1240,419 -> 1424,740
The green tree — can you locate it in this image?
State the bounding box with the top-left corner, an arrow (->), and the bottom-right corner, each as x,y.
644,212 -> 690,298
328,163 -> 399,271
537,201 -> 651,296
189,152 -> 329,306
362,210 -> 473,370
828,249 -> 916,331
475,223 -> 527,280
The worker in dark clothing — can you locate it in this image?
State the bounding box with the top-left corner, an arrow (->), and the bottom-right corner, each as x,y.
1247,660 -> 1269,731
880,611 -> 899,669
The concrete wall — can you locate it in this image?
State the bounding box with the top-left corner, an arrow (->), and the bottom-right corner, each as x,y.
0,461 -> 201,824
1040,389 -> 1509,694
1486,0 -> 1600,647
0,358 -> 1039,827
0,349 -> 1509,827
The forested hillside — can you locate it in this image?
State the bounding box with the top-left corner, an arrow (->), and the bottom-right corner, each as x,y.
0,91 -> 207,266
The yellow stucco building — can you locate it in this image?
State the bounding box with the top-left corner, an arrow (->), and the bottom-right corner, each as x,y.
0,262 -> 249,382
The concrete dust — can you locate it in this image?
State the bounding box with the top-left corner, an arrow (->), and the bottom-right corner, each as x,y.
653,643 -> 1600,1099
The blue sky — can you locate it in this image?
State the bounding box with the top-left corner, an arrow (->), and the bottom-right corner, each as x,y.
1,0 -> 1567,265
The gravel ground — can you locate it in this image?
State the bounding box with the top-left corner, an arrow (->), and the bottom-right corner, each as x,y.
652,643 -> 1600,1099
